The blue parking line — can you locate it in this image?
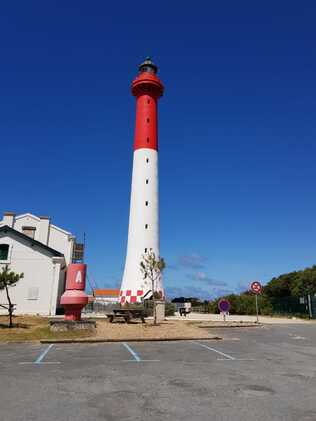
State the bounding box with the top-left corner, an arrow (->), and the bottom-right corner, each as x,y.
123,342 -> 141,362
35,344 -> 54,364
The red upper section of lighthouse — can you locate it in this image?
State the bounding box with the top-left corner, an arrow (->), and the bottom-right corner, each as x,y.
131,57 -> 164,151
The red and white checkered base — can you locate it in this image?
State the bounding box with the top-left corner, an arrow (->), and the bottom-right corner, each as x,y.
119,289 -> 144,304
119,289 -> 165,304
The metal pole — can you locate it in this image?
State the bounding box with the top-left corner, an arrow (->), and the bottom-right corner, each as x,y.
255,294 -> 259,323
83,232 -> 86,263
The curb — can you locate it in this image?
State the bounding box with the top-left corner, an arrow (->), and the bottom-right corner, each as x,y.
0,340 -> 40,345
198,323 -> 261,329
40,336 -> 222,344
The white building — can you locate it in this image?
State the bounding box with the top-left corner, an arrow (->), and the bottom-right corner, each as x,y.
0,212 -> 79,316
93,289 -> 120,304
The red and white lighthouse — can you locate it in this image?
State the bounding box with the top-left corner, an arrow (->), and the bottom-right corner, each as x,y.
120,57 -> 164,304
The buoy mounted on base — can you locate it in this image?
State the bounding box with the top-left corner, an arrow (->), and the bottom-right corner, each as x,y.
60,263 -> 88,321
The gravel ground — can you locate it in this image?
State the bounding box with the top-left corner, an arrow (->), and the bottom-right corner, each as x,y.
168,312 -> 314,324
95,319 -> 213,340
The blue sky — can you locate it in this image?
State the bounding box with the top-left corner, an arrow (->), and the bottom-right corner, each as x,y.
1,1 -> 316,299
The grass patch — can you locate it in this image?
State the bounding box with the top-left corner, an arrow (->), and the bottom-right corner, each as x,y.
0,316 -> 94,342
0,316 -> 217,342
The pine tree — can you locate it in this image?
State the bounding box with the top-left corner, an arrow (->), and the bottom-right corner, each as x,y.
0,265 -> 24,327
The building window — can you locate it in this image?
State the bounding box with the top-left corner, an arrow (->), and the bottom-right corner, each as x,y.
22,226 -> 36,239
146,158 -> 149,163
147,100 -> 150,104
27,287 -> 39,300
147,137 -> 150,143
145,224 -> 148,229
144,248 -> 147,253
147,118 -> 150,123
0,244 -> 9,261
145,201 -> 148,206
146,179 -> 149,184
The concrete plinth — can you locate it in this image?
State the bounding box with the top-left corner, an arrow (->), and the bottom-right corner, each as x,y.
49,320 -> 96,332
155,300 -> 165,323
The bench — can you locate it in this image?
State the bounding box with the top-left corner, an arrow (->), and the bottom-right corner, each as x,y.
107,308 -> 146,323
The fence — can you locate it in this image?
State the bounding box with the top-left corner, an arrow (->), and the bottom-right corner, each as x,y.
312,296 -> 316,318
244,295 -> 316,319
83,301 -> 118,314
268,295 -> 316,319
269,296 -> 309,317
191,305 -> 210,314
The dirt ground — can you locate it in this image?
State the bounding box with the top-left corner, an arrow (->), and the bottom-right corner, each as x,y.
0,316 -> 219,342
94,319 -> 213,340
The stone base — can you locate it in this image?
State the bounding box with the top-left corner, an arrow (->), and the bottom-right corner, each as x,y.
155,300 -> 165,323
49,320 -> 96,332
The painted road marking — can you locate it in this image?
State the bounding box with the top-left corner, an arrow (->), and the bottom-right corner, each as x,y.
19,344 -> 60,365
193,341 -> 235,360
216,358 -> 256,361
289,334 -> 307,340
19,361 -> 61,365
193,341 -> 256,361
35,344 -> 54,364
123,343 -> 141,361
122,357 -> 160,362
122,343 -> 159,363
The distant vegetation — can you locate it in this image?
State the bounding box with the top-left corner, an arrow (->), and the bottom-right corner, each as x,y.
264,265 -> 316,298
172,265 -> 316,318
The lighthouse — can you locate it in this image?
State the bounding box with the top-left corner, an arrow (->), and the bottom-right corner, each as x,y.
120,57 -> 164,304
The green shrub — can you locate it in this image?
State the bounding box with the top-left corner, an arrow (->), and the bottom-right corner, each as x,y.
209,293 -> 273,315
165,302 -> 176,316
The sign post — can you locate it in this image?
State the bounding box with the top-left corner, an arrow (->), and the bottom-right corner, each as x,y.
218,299 -> 231,322
255,294 -> 259,323
250,281 -> 262,323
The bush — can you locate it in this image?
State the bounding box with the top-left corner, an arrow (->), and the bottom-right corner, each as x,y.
209,293 -> 273,315
126,300 -> 175,317
165,302 -> 176,316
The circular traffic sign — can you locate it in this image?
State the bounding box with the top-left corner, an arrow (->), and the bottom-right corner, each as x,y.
250,281 -> 262,294
218,299 -> 231,313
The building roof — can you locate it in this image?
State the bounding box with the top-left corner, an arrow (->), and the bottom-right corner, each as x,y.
0,225 -> 63,257
13,213 -> 72,236
93,289 -> 120,297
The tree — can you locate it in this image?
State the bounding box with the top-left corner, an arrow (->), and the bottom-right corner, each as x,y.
140,251 -> 165,324
0,265 -> 24,327
264,273 -> 296,298
264,265 -> 316,298
291,266 -> 316,297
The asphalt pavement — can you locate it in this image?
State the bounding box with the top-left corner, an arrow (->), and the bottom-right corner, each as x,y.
0,324 -> 316,421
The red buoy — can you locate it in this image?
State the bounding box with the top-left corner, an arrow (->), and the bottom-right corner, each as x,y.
60,263 -> 88,321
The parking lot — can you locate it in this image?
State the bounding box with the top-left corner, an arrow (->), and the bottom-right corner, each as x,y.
1,324 -> 316,421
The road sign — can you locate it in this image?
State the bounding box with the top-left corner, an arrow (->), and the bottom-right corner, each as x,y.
218,299 -> 231,313
250,281 -> 262,323
250,281 -> 262,295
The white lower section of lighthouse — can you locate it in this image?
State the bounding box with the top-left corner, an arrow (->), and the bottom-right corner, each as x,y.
120,148 -> 163,304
